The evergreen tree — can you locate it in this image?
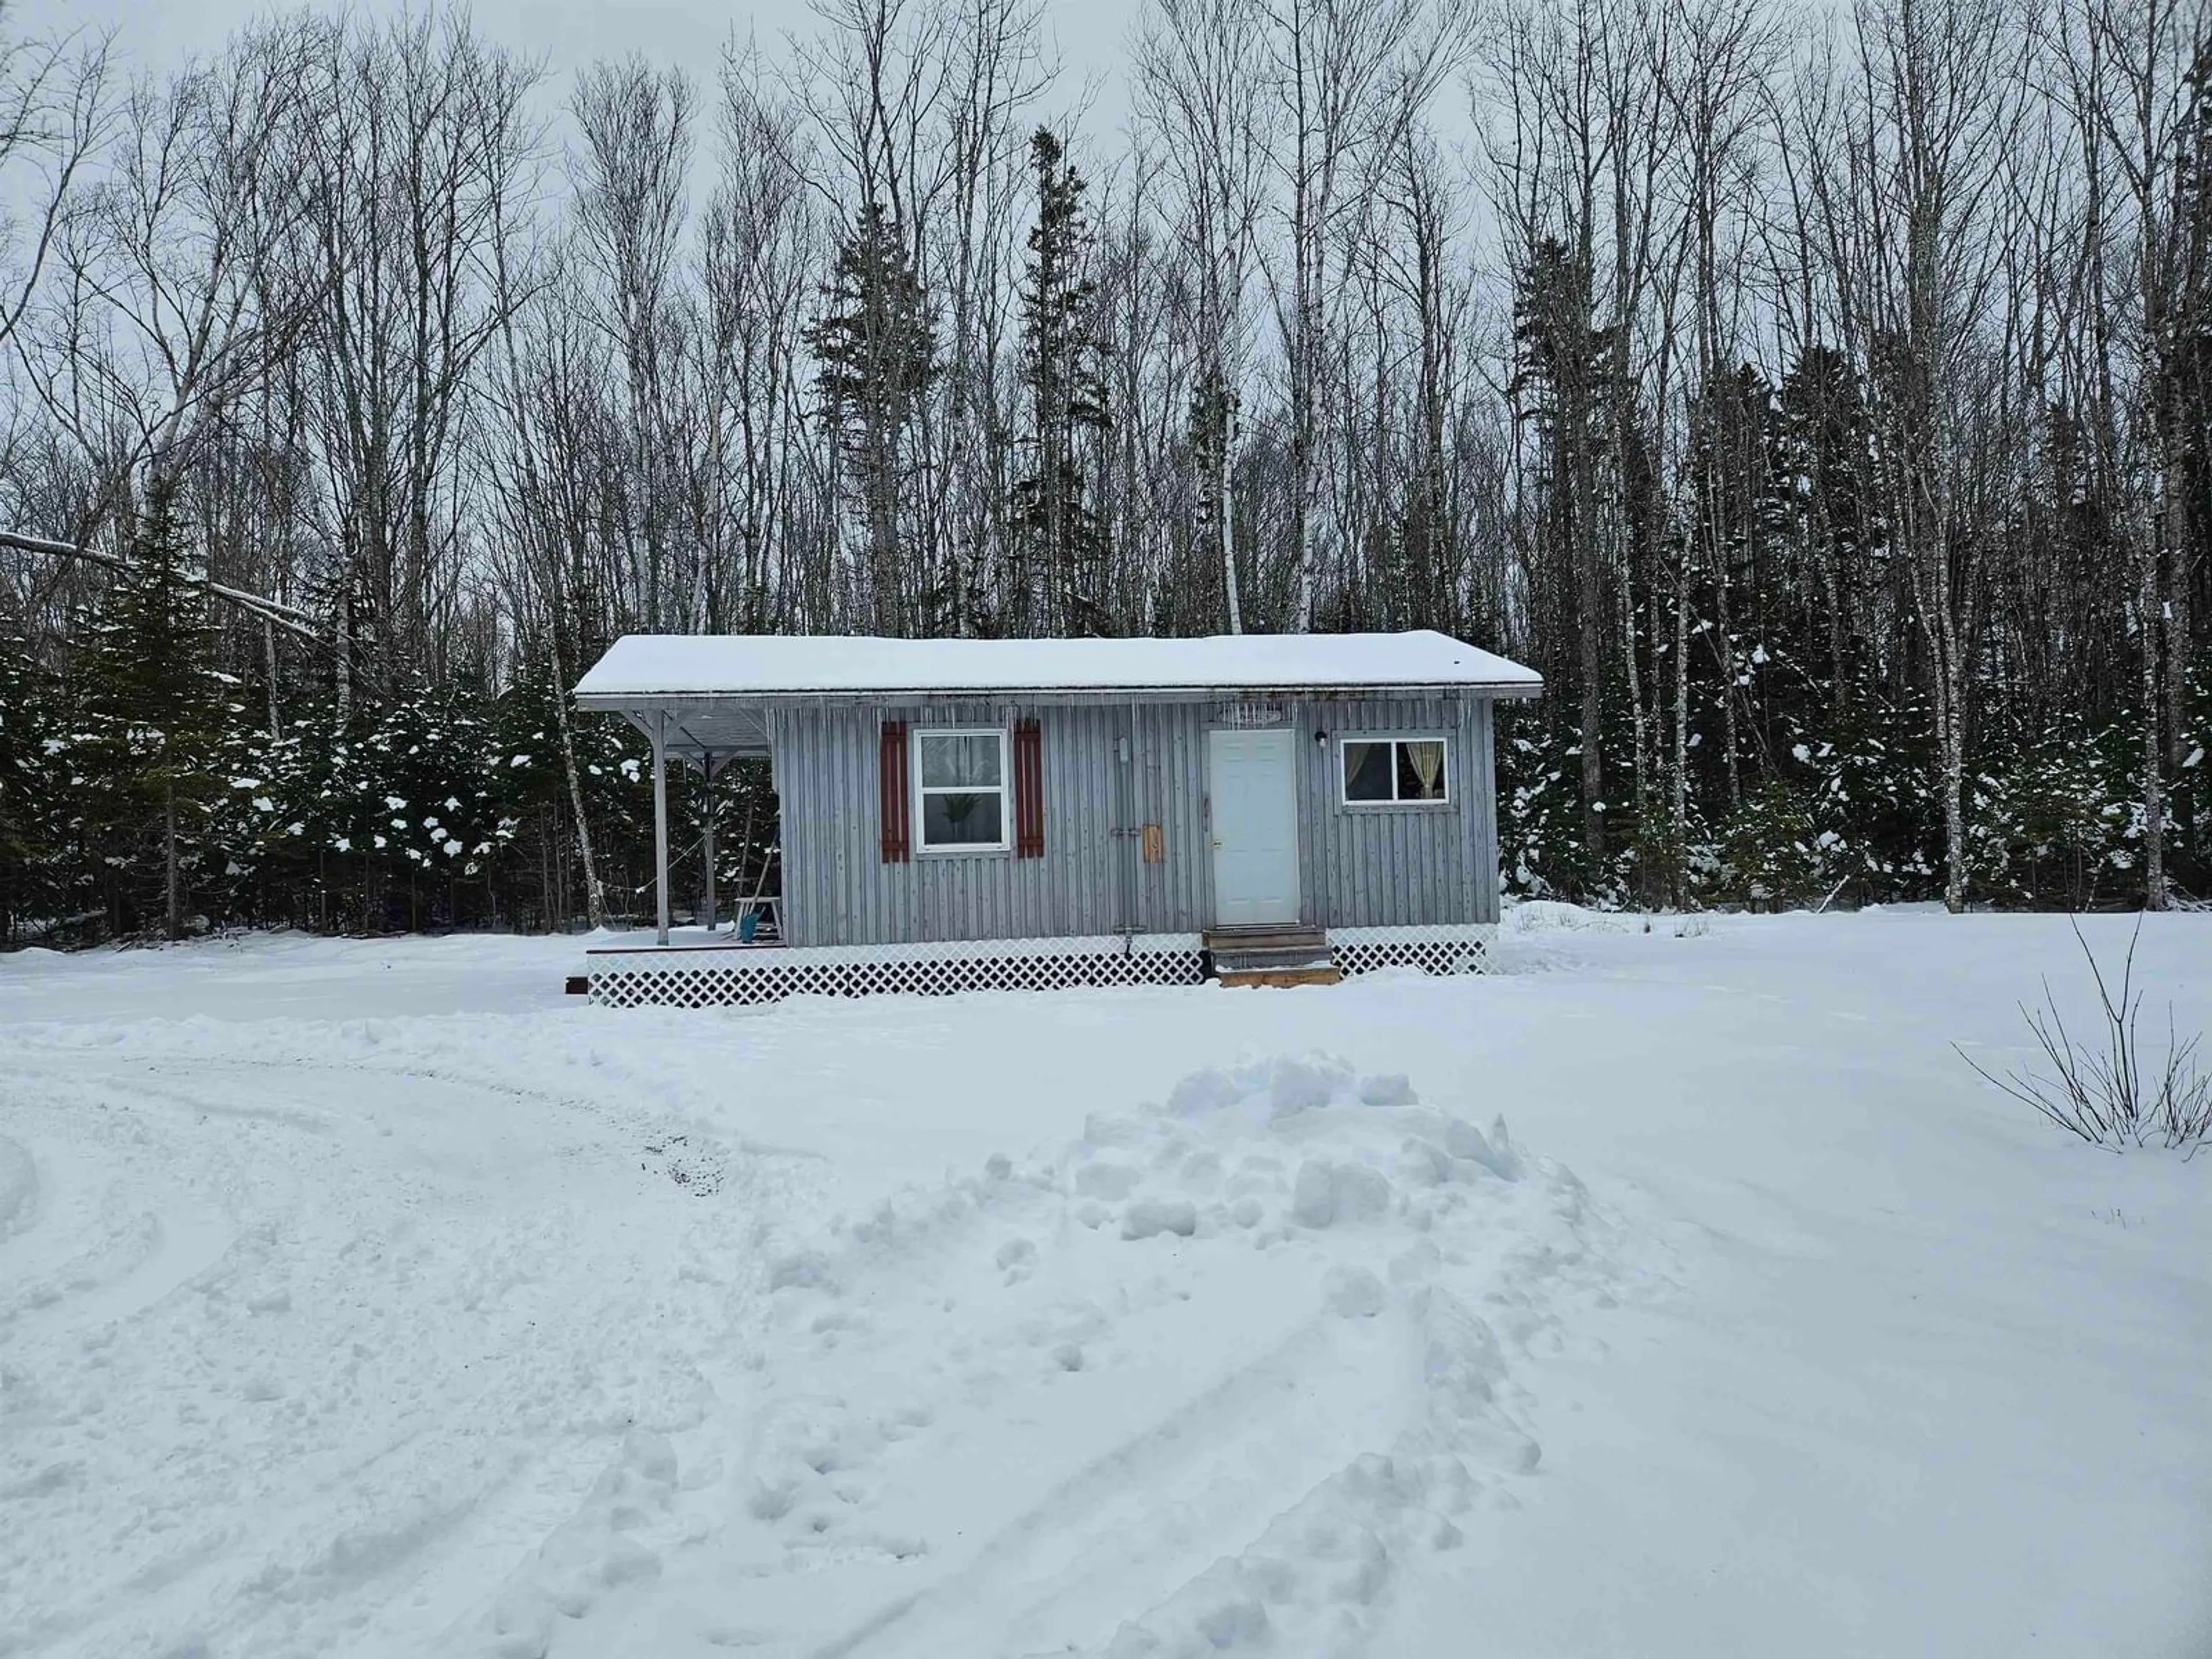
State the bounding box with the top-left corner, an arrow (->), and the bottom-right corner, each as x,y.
1679,365 -> 1772,815
1510,235 -> 1618,868
0,638 -> 65,943
1789,691 -> 1940,904
1966,718 -> 2135,909
356,680 -> 512,930
487,647 -> 654,931
199,717 -> 298,929
1773,344 -> 1883,709
1497,715 -> 1640,903
805,200 -> 938,636
1012,129 -> 1112,635
1718,778 -> 1834,910
74,481 -> 232,940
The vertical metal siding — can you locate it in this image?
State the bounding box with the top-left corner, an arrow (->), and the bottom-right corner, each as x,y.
774,699 -> 1137,946
1135,702 -> 1211,934
1471,699 -> 1500,923
772,692 -> 1500,946
1291,695 -> 1498,929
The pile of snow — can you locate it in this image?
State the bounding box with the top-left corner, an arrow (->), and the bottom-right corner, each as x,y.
532,1056 -> 1621,1658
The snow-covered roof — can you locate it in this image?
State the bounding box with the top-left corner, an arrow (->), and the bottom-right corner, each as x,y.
574,631 -> 1541,703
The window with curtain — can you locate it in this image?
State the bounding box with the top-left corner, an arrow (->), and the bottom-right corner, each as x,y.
914,728 -> 1010,849
1340,737 -> 1450,805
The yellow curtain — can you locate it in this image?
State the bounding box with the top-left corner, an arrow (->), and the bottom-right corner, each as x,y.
1408,741 -> 1444,799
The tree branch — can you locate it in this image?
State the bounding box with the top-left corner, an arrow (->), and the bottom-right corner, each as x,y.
0,527 -> 327,642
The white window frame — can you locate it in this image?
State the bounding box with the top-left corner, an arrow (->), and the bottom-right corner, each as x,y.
912,726 -> 1013,853
1338,733 -> 1452,808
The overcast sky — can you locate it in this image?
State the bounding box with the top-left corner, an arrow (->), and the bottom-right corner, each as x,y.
22,0 -> 1144,134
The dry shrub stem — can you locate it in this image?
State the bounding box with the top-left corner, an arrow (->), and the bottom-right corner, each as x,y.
1957,914 -> 2212,1155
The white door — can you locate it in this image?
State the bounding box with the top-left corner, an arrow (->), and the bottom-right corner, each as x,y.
1207,728 -> 1300,926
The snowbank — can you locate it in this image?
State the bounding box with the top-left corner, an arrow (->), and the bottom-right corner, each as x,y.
539,1055 -> 1618,1659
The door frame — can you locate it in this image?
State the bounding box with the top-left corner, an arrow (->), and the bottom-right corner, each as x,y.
1205,725 -> 1301,927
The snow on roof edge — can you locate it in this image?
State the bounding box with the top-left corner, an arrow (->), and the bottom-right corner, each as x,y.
573,631 -> 1543,702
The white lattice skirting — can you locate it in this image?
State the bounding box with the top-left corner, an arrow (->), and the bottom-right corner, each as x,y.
586,923 -> 1493,1009
588,933 -> 1207,1009
1328,923 -> 1494,979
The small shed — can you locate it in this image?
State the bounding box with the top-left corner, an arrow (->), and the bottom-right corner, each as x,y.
572,631 -> 1541,1005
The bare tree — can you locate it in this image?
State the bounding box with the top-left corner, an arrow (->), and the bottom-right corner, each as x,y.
1480,0 -> 1666,873
0,7 -> 110,365
1259,0 -> 1471,630
293,12 -> 543,711
1660,0 -> 1783,897
704,49 -> 827,631
570,58 -> 697,632
1135,0 -> 1273,632
921,0 -> 1051,635
28,25 -> 317,506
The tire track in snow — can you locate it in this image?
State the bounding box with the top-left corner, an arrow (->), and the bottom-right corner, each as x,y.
0,1067 -> 243,1347
811,1309 -> 1417,1659
0,1049 -> 779,1659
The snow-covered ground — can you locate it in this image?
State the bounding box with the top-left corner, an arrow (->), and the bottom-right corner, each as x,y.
2,910 -> 2207,1658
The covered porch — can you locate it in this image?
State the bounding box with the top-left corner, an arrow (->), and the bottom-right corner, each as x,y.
572,691 -> 1213,1007
606,699 -> 779,947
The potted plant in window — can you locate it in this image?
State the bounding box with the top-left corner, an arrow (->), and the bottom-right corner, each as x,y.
940,792 -> 981,839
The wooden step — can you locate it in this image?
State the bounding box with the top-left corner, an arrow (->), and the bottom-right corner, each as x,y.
1216,963 -> 1344,990
1204,925 -> 1327,953
1206,924 -> 1336,980
1212,945 -> 1335,973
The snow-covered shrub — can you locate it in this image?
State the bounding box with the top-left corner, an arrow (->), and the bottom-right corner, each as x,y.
1967,719 -> 2156,910
207,682 -> 521,933
1794,696 -> 1941,906
1959,916 -> 2212,1153
1498,721 -> 1592,902
1495,714 -> 1641,908
2176,652 -> 2210,893
1717,780 -> 1837,910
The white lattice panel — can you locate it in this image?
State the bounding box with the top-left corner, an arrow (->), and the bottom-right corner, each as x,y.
1329,924 -> 1493,979
588,926 -> 1487,1008
589,934 -> 1206,1009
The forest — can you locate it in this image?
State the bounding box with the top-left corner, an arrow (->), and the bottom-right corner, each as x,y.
0,0 -> 2206,944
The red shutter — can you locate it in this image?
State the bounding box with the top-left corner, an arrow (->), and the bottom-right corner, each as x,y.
1014,718 -> 1044,858
880,719 -> 910,863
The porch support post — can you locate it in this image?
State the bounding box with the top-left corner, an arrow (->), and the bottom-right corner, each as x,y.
652,709 -> 672,945
700,753 -> 717,933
